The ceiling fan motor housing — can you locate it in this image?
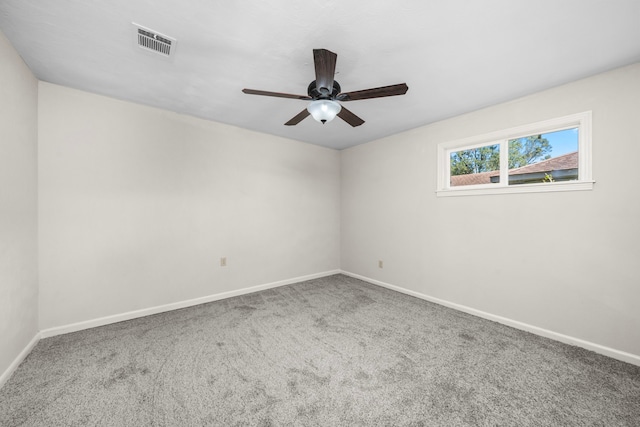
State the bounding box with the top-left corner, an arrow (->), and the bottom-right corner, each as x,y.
308,80 -> 341,100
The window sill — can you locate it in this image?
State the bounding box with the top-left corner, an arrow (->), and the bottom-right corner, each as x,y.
436,180 -> 595,197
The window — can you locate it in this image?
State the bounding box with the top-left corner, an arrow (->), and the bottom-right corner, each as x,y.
437,112 -> 593,196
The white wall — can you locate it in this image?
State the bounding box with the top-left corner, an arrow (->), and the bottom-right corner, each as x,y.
0,31 -> 39,380
38,83 -> 340,330
341,63 -> 640,359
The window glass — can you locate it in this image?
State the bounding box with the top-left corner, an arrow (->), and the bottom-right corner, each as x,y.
507,128 -> 579,186
449,144 -> 500,187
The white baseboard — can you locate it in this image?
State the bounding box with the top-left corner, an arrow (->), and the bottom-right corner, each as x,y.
0,332 -> 41,390
41,269 -> 341,339
341,270 -> 640,367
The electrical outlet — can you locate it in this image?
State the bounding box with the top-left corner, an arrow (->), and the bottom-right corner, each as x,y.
220,257 -> 227,267
378,260 -> 383,269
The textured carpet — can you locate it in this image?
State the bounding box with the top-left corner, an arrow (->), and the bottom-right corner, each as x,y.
1,274 -> 639,426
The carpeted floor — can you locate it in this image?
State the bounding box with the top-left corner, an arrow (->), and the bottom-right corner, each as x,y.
1,274 -> 639,426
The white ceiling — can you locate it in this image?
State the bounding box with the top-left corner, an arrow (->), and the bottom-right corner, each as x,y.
1,1 -> 639,150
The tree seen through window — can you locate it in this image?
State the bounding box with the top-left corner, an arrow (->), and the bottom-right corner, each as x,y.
449,129 -> 578,187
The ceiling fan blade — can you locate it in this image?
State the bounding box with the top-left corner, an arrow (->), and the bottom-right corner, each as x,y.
284,109 -> 311,126
242,88 -> 311,100
337,106 -> 365,127
338,83 -> 408,101
313,49 -> 337,95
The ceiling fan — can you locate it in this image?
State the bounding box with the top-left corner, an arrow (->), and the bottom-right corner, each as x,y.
242,49 -> 408,127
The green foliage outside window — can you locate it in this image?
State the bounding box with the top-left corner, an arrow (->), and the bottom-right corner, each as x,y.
450,135 -> 552,176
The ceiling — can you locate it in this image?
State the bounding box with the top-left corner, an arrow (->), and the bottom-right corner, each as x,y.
1,1 -> 639,150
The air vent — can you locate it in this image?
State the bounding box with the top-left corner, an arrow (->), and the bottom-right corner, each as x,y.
132,23 -> 176,59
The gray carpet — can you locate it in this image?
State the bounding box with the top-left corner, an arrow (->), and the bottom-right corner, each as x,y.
1,274 -> 639,426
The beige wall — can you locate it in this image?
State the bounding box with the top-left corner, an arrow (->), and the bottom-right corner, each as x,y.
341,63 -> 640,358
0,31 -> 39,380
38,83 -> 340,329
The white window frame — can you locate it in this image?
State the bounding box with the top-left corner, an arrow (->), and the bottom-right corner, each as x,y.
436,111 -> 593,197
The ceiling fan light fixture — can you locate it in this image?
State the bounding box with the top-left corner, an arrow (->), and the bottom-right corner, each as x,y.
307,100 -> 341,124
